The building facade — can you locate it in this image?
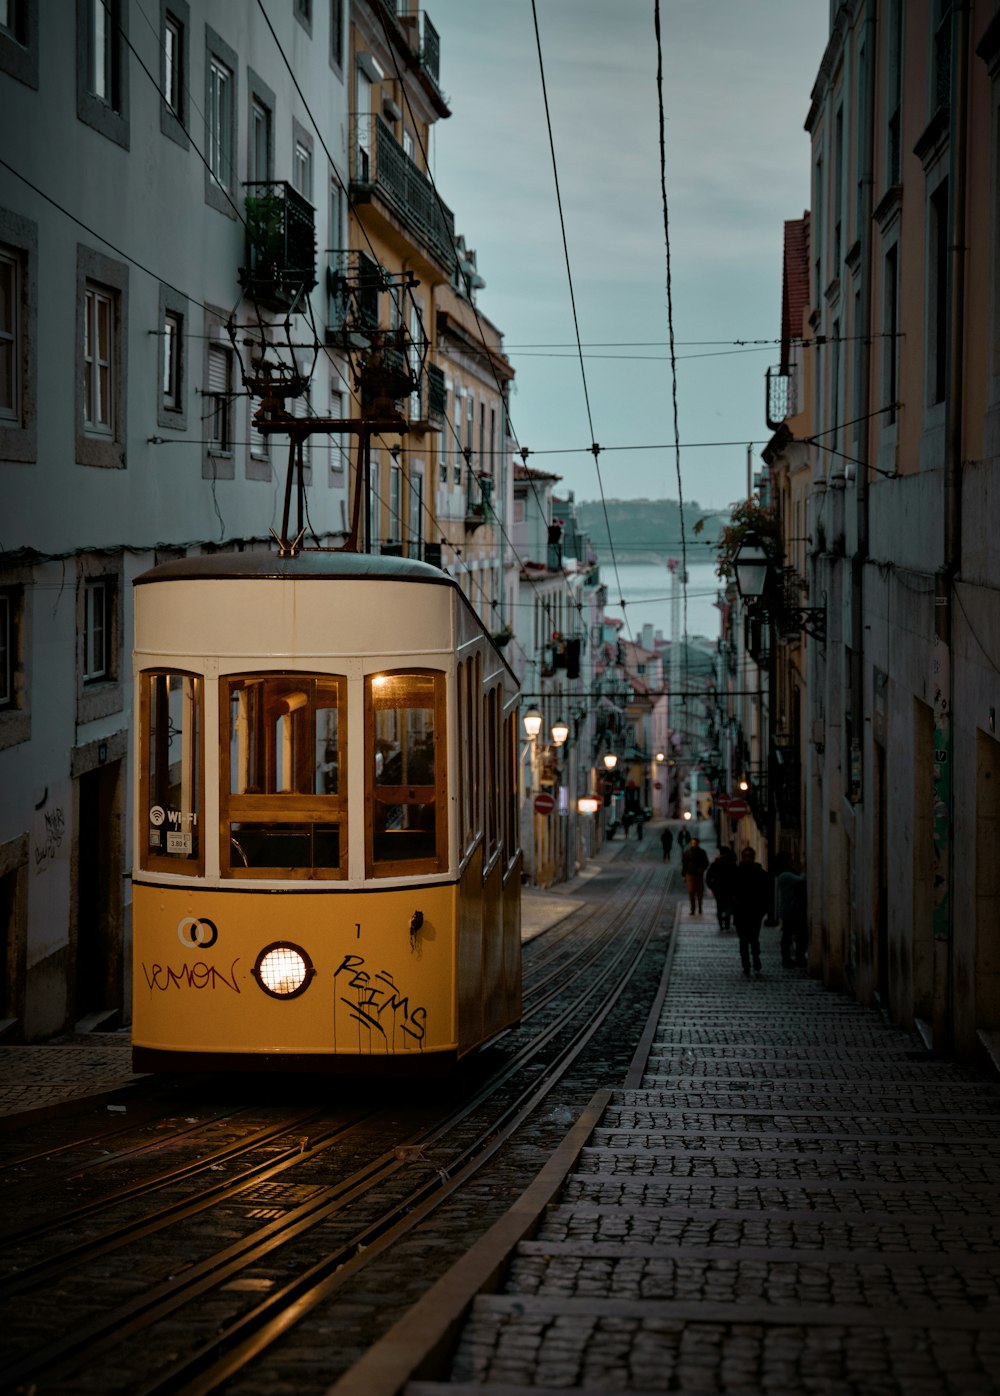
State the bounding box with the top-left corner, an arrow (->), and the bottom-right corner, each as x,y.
762,0 -> 1000,1065
0,0 -> 360,1039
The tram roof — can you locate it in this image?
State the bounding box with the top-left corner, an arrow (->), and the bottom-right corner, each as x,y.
134,551 -> 455,587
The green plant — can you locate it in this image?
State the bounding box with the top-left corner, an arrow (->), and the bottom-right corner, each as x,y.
714,497 -> 781,580
245,193 -> 284,270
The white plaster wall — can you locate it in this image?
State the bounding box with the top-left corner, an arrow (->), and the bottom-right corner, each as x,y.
0,0 -> 350,1036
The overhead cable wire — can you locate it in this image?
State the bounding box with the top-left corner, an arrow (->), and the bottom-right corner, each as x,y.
528,0 -> 630,644
654,1 -> 689,676
365,3 -> 587,641
253,0 -> 578,645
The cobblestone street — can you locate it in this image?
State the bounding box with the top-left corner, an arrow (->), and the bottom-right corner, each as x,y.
421,905 -> 1000,1394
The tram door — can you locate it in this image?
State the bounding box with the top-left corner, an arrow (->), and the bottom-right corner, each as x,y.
74,761 -> 123,1024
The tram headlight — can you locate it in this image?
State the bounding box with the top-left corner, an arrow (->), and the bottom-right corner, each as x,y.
252,942 -> 315,999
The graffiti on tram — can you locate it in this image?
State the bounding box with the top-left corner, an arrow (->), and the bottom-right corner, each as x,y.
333,954 -> 428,1048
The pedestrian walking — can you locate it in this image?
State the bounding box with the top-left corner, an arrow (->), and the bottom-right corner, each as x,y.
622,810 -> 634,839
681,835 -> 709,914
732,846 -> 770,978
677,825 -> 690,851
660,826 -> 673,861
705,845 -> 736,929
775,854 -> 808,967
635,814 -> 644,841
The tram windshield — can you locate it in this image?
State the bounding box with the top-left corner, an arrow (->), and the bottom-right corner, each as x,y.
367,671 -> 447,875
222,673 -> 346,878
139,671 -> 202,872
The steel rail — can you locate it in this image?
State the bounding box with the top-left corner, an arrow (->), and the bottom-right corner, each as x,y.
140,873 -> 670,1395
2,865 -> 671,1392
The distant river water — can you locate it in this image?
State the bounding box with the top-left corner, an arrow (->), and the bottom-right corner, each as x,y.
599,558 -> 723,644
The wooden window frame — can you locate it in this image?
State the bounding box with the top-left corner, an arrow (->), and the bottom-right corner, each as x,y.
220,672 -> 348,880
365,668 -> 448,878
138,669 -> 205,876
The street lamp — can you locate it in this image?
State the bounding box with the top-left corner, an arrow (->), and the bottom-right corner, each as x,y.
551,718 -> 569,747
733,533 -> 826,641
523,708 -> 542,740
732,533 -> 771,603
603,751 -> 618,771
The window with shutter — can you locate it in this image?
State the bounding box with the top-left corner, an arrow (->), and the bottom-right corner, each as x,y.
207,344 -> 231,452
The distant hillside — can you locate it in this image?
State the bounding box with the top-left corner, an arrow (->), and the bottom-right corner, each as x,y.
574,498 -> 729,563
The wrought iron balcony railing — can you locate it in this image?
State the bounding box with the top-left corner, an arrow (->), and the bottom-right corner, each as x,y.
350,115 -> 456,273
239,181 -> 317,312
765,363 -> 796,430
397,10 -> 441,85
406,360 -> 446,427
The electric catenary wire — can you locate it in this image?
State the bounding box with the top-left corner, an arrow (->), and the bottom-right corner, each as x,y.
528,0 -> 630,645
654,0 -> 690,722
363,3 -> 588,643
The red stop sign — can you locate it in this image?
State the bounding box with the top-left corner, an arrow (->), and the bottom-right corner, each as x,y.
533,792 -> 556,816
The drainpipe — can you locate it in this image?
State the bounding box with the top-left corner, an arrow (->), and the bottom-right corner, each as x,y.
934,0 -> 970,1051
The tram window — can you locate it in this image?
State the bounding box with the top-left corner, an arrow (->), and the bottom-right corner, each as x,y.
457,660 -> 470,853
366,670 -> 447,875
472,652 -> 482,840
222,673 -> 346,878
229,675 -> 341,796
504,711 -> 518,864
140,671 -> 202,872
485,686 -> 499,859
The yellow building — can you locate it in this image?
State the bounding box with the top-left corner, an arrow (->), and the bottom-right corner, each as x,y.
341,3 -> 512,589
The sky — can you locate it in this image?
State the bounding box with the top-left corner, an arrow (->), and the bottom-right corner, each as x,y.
428,0 -> 830,513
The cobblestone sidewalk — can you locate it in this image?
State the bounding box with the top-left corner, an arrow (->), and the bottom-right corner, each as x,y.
430,911 -> 1000,1394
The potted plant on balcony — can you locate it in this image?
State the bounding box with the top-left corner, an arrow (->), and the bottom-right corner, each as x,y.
712,497 -> 780,581
245,190 -> 285,279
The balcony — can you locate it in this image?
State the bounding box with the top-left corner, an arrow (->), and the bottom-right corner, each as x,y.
464,471 -> 493,533
765,363 -> 796,431
326,249 -> 383,341
406,360 -> 446,430
397,10 -> 441,86
350,115 -> 456,273
238,182 -> 317,313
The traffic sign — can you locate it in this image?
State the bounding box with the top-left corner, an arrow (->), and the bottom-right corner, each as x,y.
725,797 -> 749,820
533,792 -> 556,816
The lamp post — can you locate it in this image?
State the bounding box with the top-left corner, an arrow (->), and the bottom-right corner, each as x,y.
551,718 -> 572,882
602,750 -> 619,843
654,750 -> 666,819
522,707 -> 543,883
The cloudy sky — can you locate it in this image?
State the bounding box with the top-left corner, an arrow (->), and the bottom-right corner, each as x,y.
428,0 -> 830,512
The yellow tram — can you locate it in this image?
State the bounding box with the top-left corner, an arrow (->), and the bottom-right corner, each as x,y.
131,551 -> 522,1072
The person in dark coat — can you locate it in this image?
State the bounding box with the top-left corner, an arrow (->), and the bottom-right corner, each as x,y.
660,826 -> 673,862
705,846 -> 736,929
681,835 -> 709,914
732,846 -> 770,977
776,856 -> 808,967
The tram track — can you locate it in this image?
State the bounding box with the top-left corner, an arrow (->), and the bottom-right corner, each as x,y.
1,855 -> 676,1395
